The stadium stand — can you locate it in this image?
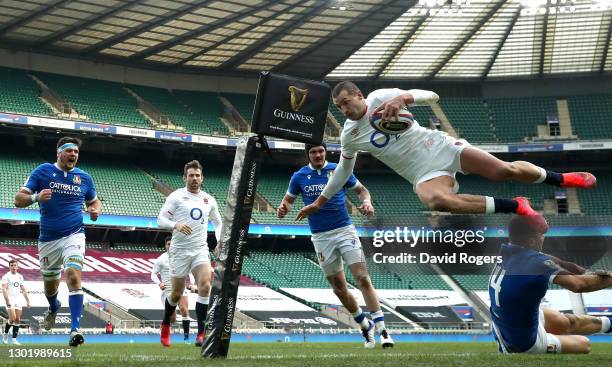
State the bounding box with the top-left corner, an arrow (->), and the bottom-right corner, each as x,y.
223,93 -> 256,123
35,72 -> 151,128
0,149 -> 43,211
129,85 -> 229,136
567,93 -> 612,140
0,67 -> 52,117
486,96 -> 558,143
439,99 -> 498,143
77,158 -> 165,217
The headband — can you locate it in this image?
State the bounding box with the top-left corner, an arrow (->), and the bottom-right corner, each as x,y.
57,143 -> 78,153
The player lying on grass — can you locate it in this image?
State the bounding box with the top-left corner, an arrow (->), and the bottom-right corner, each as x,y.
297,82 -> 596,221
489,215 -> 612,354
278,143 -> 393,349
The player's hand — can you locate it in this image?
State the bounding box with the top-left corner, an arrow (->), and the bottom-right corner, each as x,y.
277,202 -> 289,218
591,269 -> 612,277
88,206 -> 100,221
26,302 -> 30,308
175,223 -> 192,235
189,285 -> 198,293
214,242 -> 222,259
296,203 -> 320,221
37,189 -> 52,202
372,96 -> 405,122
159,282 -> 166,290
358,200 -> 375,217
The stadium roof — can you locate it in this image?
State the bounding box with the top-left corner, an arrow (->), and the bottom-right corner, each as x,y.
0,0 -> 610,81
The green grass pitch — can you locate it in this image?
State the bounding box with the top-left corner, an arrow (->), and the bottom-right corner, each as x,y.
3,342 -> 611,367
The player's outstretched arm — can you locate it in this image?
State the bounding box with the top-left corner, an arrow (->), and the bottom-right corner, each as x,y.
554,272 -> 612,293
372,89 -> 439,121
296,153 -> 356,220
547,255 -> 588,275
277,194 -> 295,219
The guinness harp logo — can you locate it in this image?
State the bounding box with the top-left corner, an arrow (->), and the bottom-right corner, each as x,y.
289,86 -> 308,112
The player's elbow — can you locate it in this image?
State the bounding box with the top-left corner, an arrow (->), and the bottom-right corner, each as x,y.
564,278 -> 588,293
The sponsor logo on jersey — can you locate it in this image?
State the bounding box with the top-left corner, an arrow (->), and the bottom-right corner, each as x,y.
546,343 -> 558,353
350,128 -> 359,136
49,181 -> 81,192
73,175 -> 81,185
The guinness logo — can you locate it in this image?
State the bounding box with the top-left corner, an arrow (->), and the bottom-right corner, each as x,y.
289,86 -> 308,112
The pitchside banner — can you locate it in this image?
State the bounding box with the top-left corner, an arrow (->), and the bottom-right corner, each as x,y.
203,136 -> 263,358
251,72 -> 329,144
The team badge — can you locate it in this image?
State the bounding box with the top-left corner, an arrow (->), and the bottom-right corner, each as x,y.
203,198 -> 209,204
307,175 -> 311,179
351,128 -> 359,136
327,171 -> 333,179
73,175 -> 81,185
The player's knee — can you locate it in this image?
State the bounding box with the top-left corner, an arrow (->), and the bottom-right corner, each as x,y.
354,274 -> 372,291
577,336 -> 591,353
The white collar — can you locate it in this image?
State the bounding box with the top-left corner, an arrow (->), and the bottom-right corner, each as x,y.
308,161 -> 328,170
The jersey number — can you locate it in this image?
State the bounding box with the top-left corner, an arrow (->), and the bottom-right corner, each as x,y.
190,208 -> 205,224
489,264 -> 506,309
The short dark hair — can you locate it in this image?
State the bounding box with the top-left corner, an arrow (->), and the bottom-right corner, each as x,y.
183,160 -> 203,177
57,137 -> 82,149
305,142 -> 327,155
508,215 -> 549,246
164,236 -> 172,245
332,81 -> 360,99
8,259 -> 17,265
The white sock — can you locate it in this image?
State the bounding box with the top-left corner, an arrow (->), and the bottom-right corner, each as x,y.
485,196 -> 495,214
600,316 -> 611,333
351,308 -> 370,330
534,167 -> 547,184
370,310 -> 385,332
197,296 -> 209,304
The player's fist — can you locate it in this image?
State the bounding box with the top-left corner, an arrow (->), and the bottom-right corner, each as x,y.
358,200 -> 375,217
88,206 -> 100,221
277,202 -> 289,218
38,189 -> 52,202
159,282 -> 166,290
175,223 -> 192,235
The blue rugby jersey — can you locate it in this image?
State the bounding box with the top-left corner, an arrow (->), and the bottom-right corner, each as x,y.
23,163 -> 97,242
287,161 -> 359,233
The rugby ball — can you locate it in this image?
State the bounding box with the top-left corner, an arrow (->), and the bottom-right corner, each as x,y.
369,108 -> 414,135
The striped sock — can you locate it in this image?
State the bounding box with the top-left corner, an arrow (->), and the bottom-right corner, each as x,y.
351,308 -> 370,330
370,310 -> 385,333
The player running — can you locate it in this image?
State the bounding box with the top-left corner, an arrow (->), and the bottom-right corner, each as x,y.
278,143 -> 394,349
151,236 -> 198,343
14,136 -> 100,347
489,215 -> 612,354
2,259 -> 30,345
157,160 -> 222,347
297,82 -> 596,220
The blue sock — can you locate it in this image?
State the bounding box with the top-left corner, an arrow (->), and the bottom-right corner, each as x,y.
46,292 -> 60,313
68,289 -> 84,332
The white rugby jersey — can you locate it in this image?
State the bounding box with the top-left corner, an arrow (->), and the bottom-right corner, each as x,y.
158,188 -> 222,249
152,252 -> 172,286
1,272 -> 24,299
340,88 -> 450,184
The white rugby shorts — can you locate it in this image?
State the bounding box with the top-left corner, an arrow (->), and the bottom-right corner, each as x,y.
38,232 -> 86,280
